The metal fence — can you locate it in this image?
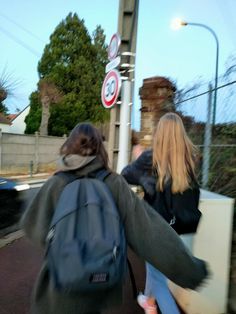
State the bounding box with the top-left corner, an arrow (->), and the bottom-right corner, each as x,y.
175,77 -> 236,202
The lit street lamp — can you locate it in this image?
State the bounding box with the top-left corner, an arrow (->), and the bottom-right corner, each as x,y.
171,18 -> 219,126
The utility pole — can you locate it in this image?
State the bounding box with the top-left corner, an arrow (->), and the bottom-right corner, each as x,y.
107,0 -> 139,171
202,83 -> 213,189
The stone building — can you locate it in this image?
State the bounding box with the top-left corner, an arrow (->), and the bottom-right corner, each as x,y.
138,76 -> 176,148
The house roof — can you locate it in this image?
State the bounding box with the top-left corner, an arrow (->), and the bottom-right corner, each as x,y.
8,113 -> 18,121
8,105 -> 30,122
0,113 -> 11,125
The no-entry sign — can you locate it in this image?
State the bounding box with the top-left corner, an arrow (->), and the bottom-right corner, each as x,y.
101,69 -> 121,108
108,33 -> 121,61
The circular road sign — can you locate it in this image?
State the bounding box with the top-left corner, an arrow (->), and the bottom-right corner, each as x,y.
101,69 -> 121,108
108,33 -> 121,61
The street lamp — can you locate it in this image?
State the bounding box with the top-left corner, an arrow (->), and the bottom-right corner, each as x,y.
171,18 -> 219,126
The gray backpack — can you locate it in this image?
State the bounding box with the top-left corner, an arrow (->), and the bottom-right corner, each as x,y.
46,169 -> 127,294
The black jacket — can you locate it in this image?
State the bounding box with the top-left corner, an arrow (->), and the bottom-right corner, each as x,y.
121,149 -> 201,234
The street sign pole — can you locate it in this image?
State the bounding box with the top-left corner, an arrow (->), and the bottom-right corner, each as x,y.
116,80 -> 132,173
107,0 -> 139,171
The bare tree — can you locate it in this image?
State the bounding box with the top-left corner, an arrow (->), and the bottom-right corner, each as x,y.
39,79 -> 62,136
0,67 -> 21,113
174,81 -> 203,108
224,54 -> 236,83
0,85 -> 7,103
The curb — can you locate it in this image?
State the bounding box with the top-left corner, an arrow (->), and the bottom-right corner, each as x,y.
7,173 -> 50,179
3,173 -> 52,185
21,178 -> 48,185
0,229 -> 24,249
11,175 -> 50,186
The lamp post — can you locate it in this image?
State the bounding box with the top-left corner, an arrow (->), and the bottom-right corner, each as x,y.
171,18 -> 219,126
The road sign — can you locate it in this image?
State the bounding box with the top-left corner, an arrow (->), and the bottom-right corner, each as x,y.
101,69 -> 121,108
105,56 -> 121,73
108,33 -> 121,61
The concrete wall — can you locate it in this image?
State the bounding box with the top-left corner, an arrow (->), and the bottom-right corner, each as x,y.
0,130 -> 66,174
0,122 -> 110,175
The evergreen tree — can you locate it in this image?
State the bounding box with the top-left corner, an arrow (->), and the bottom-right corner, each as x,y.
89,25 -> 109,123
25,92 -> 41,134
25,13 -> 109,135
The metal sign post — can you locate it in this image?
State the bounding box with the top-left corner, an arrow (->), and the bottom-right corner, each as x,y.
107,0 -> 139,170
116,80 -> 132,173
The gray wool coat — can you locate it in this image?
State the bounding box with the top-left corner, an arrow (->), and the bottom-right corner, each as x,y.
21,156 -> 208,314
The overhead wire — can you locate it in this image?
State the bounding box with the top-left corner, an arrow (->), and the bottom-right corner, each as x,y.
0,25 -> 41,57
0,12 -> 45,43
0,13 -> 46,112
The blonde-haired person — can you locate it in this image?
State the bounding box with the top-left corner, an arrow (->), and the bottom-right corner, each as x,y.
121,113 -> 201,314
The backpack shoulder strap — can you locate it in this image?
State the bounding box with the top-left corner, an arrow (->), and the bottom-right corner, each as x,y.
95,169 -> 137,298
96,168 -> 138,298
95,169 -> 111,181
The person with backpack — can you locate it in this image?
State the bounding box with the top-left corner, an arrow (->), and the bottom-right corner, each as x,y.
21,122 -> 208,314
121,112 -> 203,314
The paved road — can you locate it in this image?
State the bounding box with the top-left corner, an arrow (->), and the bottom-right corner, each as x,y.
0,236 -> 145,314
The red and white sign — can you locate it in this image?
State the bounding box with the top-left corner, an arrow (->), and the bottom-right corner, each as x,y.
101,69 -> 121,108
108,33 -> 121,61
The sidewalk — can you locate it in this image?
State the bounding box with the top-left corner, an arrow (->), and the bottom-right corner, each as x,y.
0,229 -> 24,249
0,234 -> 144,314
0,236 -> 43,314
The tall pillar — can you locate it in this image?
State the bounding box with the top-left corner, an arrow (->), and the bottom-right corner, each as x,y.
139,76 -> 176,148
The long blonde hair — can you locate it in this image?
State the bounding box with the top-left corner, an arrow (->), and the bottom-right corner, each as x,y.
152,113 -> 198,193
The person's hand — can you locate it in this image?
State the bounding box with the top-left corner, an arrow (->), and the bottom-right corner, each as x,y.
195,262 -> 212,291
132,144 -> 144,160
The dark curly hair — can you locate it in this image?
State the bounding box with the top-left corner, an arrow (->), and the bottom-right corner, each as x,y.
60,123 -> 109,169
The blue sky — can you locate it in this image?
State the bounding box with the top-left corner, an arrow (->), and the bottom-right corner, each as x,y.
1,0 -> 236,129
